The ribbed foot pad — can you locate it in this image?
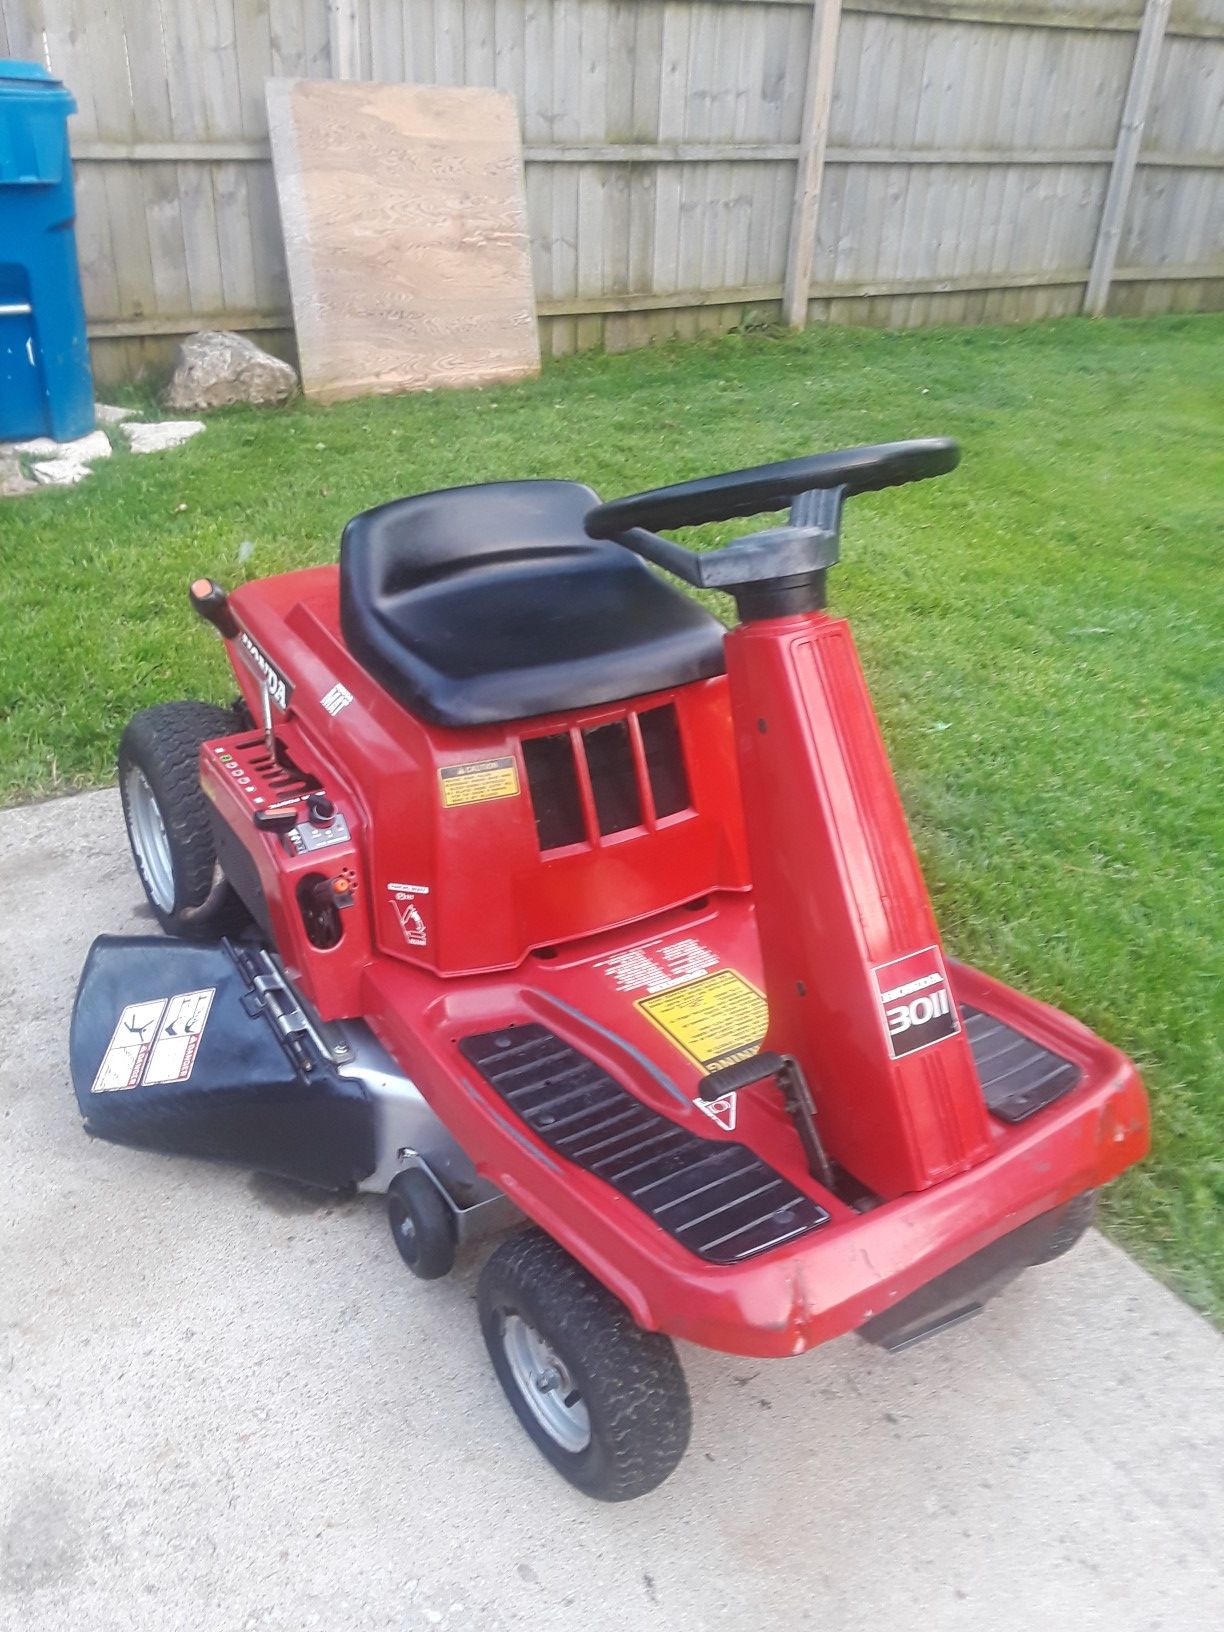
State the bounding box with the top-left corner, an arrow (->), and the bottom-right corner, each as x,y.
459,1024 -> 829,1264
964,1007 -> 1081,1122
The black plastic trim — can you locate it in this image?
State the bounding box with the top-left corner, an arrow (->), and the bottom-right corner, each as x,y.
459,1024 -> 829,1264
963,1006 -> 1081,1122
859,1196 -> 1092,1352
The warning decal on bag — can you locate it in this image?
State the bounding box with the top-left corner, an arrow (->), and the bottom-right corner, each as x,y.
89,999 -> 167,1094
872,946 -> 960,1059
143,988 -> 216,1085
637,968 -> 768,1075
90,988 -> 216,1094
438,757 -> 520,808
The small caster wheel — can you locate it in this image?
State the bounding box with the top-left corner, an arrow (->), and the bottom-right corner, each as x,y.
478,1227 -> 691,1501
386,1168 -> 456,1280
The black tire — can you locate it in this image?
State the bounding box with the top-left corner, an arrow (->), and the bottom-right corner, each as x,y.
1029,1190 -> 1098,1264
386,1168 -> 456,1280
478,1229 -> 691,1502
117,701 -> 250,941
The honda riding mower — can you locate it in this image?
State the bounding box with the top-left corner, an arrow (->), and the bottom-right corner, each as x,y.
70,440 -> 1149,1500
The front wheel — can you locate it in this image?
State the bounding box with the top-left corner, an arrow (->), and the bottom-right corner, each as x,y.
386,1167 -> 456,1280
118,701 -> 250,941
478,1229 -> 691,1501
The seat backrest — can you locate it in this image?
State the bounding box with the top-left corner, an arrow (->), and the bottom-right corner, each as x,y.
342,479 -> 604,600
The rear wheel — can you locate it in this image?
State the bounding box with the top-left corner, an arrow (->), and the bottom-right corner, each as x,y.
118,701 -> 250,941
478,1229 -> 691,1501
1028,1190 -> 1098,1264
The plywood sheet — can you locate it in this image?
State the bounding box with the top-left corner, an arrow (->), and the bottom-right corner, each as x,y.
266,79 -> 539,402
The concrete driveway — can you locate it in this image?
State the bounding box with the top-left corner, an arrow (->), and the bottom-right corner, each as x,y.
3,789 -> 1222,1632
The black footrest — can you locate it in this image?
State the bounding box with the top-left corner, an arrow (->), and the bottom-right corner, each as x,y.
963,1006 -> 1081,1122
459,1024 -> 829,1265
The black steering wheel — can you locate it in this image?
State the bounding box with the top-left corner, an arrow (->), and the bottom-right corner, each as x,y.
582,439 -> 960,618
584,439 -> 960,539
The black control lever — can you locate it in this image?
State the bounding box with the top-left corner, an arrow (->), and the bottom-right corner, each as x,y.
254,803 -> 299,834
698,1051 -> 836,1193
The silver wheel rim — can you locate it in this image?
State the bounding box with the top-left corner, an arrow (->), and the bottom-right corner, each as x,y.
124,765 -> 175,913
392,1204 -> 418,1260
500,1314 -> 591,1454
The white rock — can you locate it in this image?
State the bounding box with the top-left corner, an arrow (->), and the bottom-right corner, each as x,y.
14,428 -> 112,463
95,403 -> 138,425
122,420 -> 206,455
69,429 -> 113,462
31,457 -> 93,487
163,330 -> 298,410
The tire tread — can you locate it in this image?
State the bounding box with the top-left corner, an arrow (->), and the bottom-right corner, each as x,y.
118,700 -> 249,939
479,1229 -> 690,1501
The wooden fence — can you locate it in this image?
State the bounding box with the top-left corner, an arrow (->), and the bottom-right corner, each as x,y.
2,0 -> 1221,384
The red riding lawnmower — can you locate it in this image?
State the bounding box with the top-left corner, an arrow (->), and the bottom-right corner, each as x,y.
71,440 -> 1149,1500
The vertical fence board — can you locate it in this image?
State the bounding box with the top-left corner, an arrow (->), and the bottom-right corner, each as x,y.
784,0 -> 844,324
1086,0 -> 1175,312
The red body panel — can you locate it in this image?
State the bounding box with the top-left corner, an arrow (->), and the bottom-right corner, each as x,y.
348,904 -> 1146,1355
200,564 -> 1149,1357
725,614 -> 991,1198
224,569 -> 749,988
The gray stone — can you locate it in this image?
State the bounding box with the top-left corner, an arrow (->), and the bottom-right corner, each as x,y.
23,429 -> 112,488
121,419 -> 206,455
162,329 -> 298,410
94,403 -> 138,425
0,448 -> 38,498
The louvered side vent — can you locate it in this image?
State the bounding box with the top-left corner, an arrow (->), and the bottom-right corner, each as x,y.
521,732 -> 586,850
522,704 -> 693,852
639,703 -> 690,816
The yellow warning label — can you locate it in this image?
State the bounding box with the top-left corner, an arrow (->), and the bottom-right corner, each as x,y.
439,756 -> 521,808
637,968 -> 768,1074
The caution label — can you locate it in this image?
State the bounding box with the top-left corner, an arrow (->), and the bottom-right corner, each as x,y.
90,999 -> 167,1093
90,987 -> 215,1094
637,968 -> 768,1074
143,988 -> 215,1085
439,756 -> 520,808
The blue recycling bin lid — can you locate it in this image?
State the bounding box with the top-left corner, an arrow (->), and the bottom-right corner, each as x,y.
0,58 -> 76,185
0,58 -> 58,81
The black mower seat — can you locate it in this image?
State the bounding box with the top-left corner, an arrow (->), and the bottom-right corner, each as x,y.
339,480 -> 727,728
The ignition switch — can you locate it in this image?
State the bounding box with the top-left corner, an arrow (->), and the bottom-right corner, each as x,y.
307,793 -> 336,827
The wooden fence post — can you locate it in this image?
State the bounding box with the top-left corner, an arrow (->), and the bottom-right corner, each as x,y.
327,0 -> 361,81
1084,0 -> 1172,316
782,0 -> 844,330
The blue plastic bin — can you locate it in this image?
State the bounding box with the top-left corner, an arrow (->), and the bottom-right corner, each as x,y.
0,59 -> 94,442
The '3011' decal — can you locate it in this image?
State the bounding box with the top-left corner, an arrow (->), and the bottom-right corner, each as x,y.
871,946 -> 960,1060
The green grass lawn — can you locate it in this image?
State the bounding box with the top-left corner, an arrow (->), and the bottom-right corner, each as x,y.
2,314 -> 1220,1317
